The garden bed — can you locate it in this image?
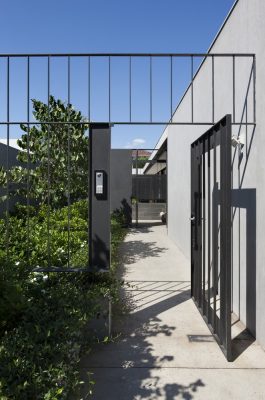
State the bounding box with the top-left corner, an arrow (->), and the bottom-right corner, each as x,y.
0,202 -> 127,400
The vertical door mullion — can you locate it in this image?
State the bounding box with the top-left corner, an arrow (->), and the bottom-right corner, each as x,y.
220,118 -> 232,360
202,139 -> 206,314
198,141 -> 203,309
194,142 -> 200,306
207,133 -> 211,324
212,131 -> 217,333
191,144 -> 195,297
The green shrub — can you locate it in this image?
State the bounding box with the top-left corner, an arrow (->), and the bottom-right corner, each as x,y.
0,200 -> 89,271
0,271 -> 26,333
0,94 -> 128,398
0,203 -> 127,399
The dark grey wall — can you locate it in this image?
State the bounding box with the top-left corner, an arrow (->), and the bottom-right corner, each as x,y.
110,149 -> 132,225
132,175 -> 167,201
89,124 -> 111,270
0,142 -> 24,217
0,142 -> 21,168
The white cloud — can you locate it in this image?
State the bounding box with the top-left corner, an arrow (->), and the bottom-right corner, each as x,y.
133,138 -> 146,145
125,137 -> 146,149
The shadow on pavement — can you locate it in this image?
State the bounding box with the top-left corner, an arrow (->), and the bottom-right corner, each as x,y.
80,283 -> 205,399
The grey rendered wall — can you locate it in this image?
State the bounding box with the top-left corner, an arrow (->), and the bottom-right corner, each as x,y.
110,149 -> 132,225
167,0 -> 265,346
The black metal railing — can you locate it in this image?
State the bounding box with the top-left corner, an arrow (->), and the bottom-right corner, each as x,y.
0,53 -> 256,126
0,53 -> 256,272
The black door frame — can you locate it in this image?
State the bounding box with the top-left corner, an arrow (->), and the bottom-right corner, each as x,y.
191,115 -> 232,361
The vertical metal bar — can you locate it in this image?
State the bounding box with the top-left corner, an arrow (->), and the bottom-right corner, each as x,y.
196,144 -> 201,304
87,130 -> 90,268
198,141 -> 202,308
108,298 -> 112,337
89,126 -> 92,269
27,56 -> 30,267
193,143 -> 198,302
6,57 -> 10,263
207,132 -> 211,324
212,56 -> 215,124
253,55 -> 256,124
47,56 -> 51,268
213,132 -> 217,333
170,56 -> 173,121
67,56 -> 71,268
192,143 -> 199,300
191,144 -> 195,297
87,56 -> 90,266
129,56 -> 132,123
191,55 -> 194,123
231,153 -> 233,316
194,144 -> 198,301
244,83 -> 248,153
150,56 -> 152,122
88,56 -> 91,122
220,124 -> 225,345
202,139 -> 206,314
232,56 -> 235,123
136,150 -> 139,226
109,56 -> 111,123
220,116 -> 232,360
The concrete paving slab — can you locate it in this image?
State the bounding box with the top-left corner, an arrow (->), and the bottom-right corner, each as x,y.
80,367 -> 265,400
80,223 -> 265,399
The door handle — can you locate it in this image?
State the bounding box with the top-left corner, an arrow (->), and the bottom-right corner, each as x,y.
190,216 -> 195,221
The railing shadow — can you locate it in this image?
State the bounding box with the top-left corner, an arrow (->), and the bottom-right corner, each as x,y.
80,278 -> 206,399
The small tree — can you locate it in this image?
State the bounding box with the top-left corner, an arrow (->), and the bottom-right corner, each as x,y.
132,156 -> 149,169
0,96 -> 89,209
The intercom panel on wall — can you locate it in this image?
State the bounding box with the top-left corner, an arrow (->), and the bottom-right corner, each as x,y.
94,170 -> 107,199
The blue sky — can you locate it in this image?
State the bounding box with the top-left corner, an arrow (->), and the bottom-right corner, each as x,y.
0,0 -> 236,149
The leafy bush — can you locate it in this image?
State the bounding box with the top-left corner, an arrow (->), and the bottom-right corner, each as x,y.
0,200 -> 89,271
0,275 -> 90,399
0,204 -> 127,399
0,96 -> 128,399
0,272 -> 26,333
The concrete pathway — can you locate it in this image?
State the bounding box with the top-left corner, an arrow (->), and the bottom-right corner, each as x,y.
81,224 -> 265,399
